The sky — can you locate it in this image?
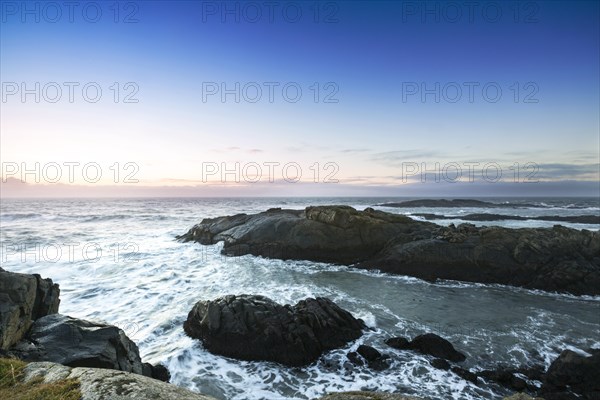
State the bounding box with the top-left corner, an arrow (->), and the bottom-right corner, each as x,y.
1,0 -> 599,197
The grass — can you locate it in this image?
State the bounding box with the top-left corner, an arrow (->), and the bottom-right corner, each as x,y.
0,358 -> 81,400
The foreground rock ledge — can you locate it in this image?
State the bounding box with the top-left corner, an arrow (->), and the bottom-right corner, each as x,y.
178,206 -> 600,295
184,295 -> 366,366
21,361 -> 217,400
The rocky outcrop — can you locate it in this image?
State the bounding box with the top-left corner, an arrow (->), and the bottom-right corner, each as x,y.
10,313 -> 169,382
0,268 -> 169,382
413,213 -> 600,224
184,295 -> 366,366
178,206 -> 600,295
541,349 -> 600,399
21,361 -> 217,400
178,206 -> 420,265
385,333 -> 466,362
378,199 -> 542,208
317,392 -> 423,400
0,267 -> 60,350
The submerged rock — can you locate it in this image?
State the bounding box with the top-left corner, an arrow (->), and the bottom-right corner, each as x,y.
0,267 -> 60,349
184,295 -> 366,366
179,206 -> 600,295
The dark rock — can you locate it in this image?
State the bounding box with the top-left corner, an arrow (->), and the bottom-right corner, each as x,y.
377,199 -> 542,208
183,295 -> 366,367
357,345 -> 381,361
347,351 -> 364,366
12,313 -> 167,382
479,368 -> 534,392
385,337 -> 410,350
451,366 -> 478,384
413,213 -> 600,225
143,362 -> 171,382
179,206 -> 600,295
430,358 -> 451,370
0,268 -> 60,349
355,345 -> 389,370
541,350 -> 600,398
407,333 -> 466,362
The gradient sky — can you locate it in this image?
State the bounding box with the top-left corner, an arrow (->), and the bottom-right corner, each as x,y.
1,0 -> 599,196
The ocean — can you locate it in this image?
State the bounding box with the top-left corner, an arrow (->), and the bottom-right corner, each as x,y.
1,197 -> 599,400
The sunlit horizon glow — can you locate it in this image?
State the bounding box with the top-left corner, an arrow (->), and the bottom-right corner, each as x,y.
1,1 -> 598,197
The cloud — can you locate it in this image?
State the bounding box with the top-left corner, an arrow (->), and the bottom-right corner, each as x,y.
535,163 -> 599,180
370,150 -> 443,166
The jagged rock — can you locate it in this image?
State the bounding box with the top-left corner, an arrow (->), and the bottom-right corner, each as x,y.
451,366 -> 478,384
541,349 -> 600,399
357,345 -> 382,361
430,358 -> 450,370
414,212 -> 600,224
0,267 -> 60,349
179,206 -> 600,295
21,361 -> 216,400
183,295 -> 365,367
12,313 -> 169,382
355,345 -> 390,370
317,392 -> 423,400
385,337 -> 410,350
346,351 -> 364,366
387,333 -> 466,362
378,199 -> 541,208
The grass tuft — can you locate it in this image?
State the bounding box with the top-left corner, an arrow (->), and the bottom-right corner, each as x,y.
0,357 -> 81,400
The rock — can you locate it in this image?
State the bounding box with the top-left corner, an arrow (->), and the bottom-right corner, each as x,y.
451,366 -> 478,383
346,351 -> 364,366
502,395 -> 544,400
21,361 -> 217,400
0,267 -> 60,349
541,349 -> 600,398
430,358 -> 450,370
355,345 -> 389,370
143,362 -> 171,382
377,199 -> 541,208
178,206 -> 418,265
406,333 -> 466,362
478,365 -> 545,394
179,206 -> 600,295
12,313 -> 169,382
357,345 -> 381,361
413,213 -> 600,224
184,295 -> 366,366
385,337 -> 410,350
317,392 -> 423,400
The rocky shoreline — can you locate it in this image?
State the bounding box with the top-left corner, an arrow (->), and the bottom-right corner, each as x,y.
412,213 -> 600,225
1,267 -> 599,399
178,205 -> 600,296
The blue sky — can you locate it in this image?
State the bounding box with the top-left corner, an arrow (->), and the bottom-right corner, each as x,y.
1,0 -> 598,196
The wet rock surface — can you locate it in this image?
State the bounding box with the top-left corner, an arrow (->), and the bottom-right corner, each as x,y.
0,267 -> 60,349
179,206 -> 600,295
184,294 -> 366,366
